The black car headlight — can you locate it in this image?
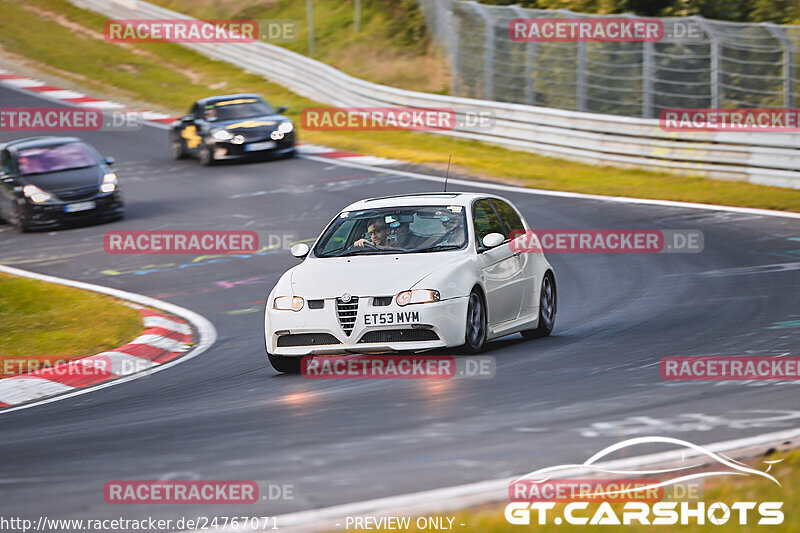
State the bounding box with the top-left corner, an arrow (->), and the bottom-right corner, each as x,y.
211,129 -> 234,142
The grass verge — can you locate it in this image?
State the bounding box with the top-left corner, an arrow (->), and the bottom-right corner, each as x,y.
1,0 -> 799,212
0,272 -> 142,375
340,448 -> 799,532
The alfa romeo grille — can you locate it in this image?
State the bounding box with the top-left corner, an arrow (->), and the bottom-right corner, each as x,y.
336,296 -> 359,336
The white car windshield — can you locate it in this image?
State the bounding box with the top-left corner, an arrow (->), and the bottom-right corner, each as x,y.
314,205 -> 468,257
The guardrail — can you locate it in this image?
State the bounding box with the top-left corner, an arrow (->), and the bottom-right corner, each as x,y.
70,0 -> 800,188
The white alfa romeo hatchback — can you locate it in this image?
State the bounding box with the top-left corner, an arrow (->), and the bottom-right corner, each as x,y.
264,192 -> 556,373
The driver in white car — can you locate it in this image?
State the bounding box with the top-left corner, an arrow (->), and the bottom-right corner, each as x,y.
354,218 -> 392,249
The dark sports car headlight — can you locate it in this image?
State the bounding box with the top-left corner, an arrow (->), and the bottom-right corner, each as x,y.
23,184 -> 53,203
212,129 -> 234,141
396,290 -> 440,306
277,121 -> 293,134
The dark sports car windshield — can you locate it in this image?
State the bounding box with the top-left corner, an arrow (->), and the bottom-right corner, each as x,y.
205,98 -> 275,121
17,143 -> 97,175
314,205 -> 468,257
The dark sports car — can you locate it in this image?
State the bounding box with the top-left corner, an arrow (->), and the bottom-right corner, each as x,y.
171,94 -> 295,165
0,136 -> 125,232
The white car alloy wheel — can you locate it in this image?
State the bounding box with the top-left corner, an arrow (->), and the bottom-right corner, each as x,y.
464,290 -> 487,353
523,272 -> 556,339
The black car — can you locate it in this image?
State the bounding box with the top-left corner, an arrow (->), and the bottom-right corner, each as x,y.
0,137 -> 125,232
171,94 -> 295,165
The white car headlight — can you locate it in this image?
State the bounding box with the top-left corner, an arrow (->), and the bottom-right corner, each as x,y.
212,129 -> 234,141
396,289 -> 440,306
101,172 -> 118,193
274,296 -> 304,311
23,184 -> 52,203
277,121 -> 293,134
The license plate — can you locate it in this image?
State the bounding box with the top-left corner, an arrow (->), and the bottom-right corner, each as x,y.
364,311 -> 420,325
244,141 -> 276,152
63,201 -> 96,213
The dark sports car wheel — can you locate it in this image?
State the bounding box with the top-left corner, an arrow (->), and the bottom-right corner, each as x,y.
198,142 -> 215,166
172,136 -> 187,160
12,203 -> 30,233
522,272 -> 556,339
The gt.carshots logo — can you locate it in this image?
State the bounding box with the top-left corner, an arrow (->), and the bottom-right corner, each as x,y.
104,231 -> 259,254
505,437 -> 784,526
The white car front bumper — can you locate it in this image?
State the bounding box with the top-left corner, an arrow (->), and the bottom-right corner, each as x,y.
265,296 -> 469,356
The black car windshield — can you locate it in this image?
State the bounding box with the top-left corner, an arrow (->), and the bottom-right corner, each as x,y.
17,143 -> 97,175
314,205 -> 468,257
205,98 -> 275,122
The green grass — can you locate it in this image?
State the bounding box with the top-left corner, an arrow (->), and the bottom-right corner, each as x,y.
149,0 -> 449,93
0,272 -> 142,370
1,0 -> 800,212
340,449 -> 800,532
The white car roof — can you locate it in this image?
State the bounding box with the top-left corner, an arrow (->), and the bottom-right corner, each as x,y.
342,192 -> 502,211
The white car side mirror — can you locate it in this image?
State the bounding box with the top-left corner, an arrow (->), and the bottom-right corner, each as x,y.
482,232 -> 505,249
290,243 -> 310,258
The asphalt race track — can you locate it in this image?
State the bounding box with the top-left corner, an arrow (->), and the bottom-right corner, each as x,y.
1,85 -> 799,525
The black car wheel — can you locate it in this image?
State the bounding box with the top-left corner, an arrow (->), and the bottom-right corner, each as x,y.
522,272 -> 556,339
12,202 -> 30,233
198,142 -> 215,166
461,289 -> 487,354
172,136 -> 187,160
268,353 -> 301,374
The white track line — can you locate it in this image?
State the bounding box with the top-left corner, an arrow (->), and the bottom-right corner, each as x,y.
301,154 -> 800,220
0,265 -> 217,415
